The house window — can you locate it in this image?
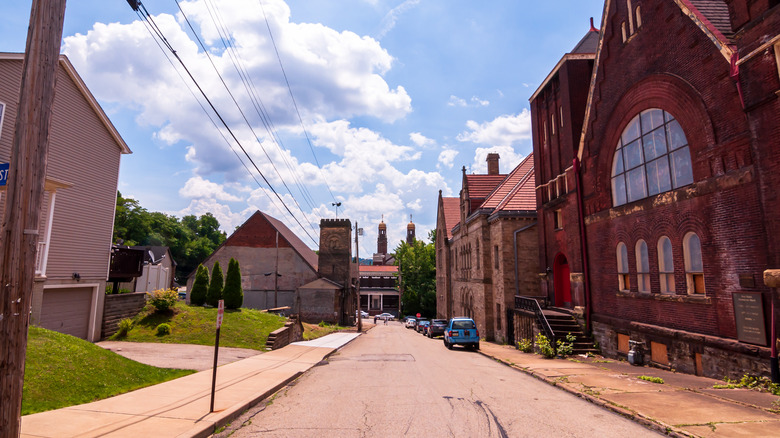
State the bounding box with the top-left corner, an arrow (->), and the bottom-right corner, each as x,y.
611,109 -> 694,207
553,209 -> 563,230
635,240 -> 650,292
635,6 -> 642,29
658,236 -> 675,293
683,232 -> 705,294
627,0 -> 635,34
621,22 -> 627,42
559,106 -> 564,127
552,113 -> 556,135
617,242 -> 630,291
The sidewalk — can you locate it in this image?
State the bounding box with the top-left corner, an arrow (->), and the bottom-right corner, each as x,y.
477,342 -> 780,437
21,332 -> 360,438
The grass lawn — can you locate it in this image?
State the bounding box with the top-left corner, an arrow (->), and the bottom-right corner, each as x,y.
302,321 -> 348,340
23,326 -> 194,415
118,301 -> 287,350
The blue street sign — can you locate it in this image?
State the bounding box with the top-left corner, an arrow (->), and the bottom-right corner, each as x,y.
0,162 -> 8,187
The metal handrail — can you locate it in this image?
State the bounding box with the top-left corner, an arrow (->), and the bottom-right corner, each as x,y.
515,296 -> 555,346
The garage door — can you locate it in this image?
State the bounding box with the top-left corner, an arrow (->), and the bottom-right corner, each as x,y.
40,287 -> 93,339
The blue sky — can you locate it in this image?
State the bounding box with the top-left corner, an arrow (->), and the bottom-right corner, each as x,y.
3,0 -> 604,255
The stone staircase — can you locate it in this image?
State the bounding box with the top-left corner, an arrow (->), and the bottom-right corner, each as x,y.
544,311 -> 598,355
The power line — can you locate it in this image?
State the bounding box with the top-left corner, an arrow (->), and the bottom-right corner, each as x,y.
130,1 -> 319,245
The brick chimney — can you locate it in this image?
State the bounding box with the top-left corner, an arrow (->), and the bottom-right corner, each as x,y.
486,153 -> 500,175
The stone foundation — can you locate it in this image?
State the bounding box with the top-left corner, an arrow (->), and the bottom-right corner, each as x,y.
592,315 -> 774,380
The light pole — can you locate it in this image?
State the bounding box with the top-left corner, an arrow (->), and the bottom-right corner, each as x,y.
356,224 -> 363,332
332,202 -> 341,218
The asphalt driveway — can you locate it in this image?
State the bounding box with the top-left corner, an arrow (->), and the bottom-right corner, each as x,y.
97,341 -> 262,371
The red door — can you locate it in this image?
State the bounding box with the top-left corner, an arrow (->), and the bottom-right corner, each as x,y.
554,254 -> 572,307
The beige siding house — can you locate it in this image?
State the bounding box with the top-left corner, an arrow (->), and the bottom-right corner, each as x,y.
0,53 -> 131,341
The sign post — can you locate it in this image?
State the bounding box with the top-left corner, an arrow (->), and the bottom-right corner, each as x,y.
210,299 -> 224,412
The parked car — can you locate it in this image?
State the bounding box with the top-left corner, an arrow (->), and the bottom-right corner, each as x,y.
443,317 -> 480,350
404,317 -> 417,328
427,319 -> 448,338
413,317 -> 428,332
377,312 -> 395,321
416,319 -> 431,334
356,310 -> 369,319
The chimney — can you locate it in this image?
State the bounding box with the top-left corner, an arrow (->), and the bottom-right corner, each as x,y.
486,153 -> 500,175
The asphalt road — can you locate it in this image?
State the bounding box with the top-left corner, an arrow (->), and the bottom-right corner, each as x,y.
220,321 -> 661,437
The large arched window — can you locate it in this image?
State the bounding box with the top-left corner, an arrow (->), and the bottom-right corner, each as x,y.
611,109 -> 694,206
683,232 -> 705,294
617,242 -> 630,291
635,240 -> 650,292
658,236 -> 675,293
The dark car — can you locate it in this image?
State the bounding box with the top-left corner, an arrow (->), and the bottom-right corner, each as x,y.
416,319 -> 431,334
443,317 -> 480,350
413,318 -> 429,333
427,319 -> 448,338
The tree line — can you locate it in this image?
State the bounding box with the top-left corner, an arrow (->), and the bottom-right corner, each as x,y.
113,192 -> 227,283
394,230 -> 436,318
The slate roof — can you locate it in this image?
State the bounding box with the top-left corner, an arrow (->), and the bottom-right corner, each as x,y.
570,28 -> 600,54
482,154 -> 536,212
441,197 -> 460,240
686,0 -> 734,40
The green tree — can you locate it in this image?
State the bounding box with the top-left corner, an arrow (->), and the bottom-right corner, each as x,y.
223,258 -> 243,309
190,264 -> 209,306
207,261 -> 224,307
395,232 -> 436,317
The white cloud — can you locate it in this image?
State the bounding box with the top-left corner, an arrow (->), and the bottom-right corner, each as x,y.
470,146 -> 527,174
179,176 -> 243,201
437,147 -> 459,169
447,95 -> 467,107
470,96 -> 490,106
375,0 -> 421,40
456,109 -> 532,147
409,132 -> 435,148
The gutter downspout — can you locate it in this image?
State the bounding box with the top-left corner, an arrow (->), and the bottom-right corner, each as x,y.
573,157 -> 592,333
513,221 -> 538,296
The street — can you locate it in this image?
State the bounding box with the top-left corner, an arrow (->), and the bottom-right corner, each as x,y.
222,321 -> 660,437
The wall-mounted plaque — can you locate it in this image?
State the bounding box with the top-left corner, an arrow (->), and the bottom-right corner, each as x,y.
732,292 -> 767,346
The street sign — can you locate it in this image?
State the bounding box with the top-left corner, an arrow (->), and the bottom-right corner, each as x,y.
0,162 -> 9,187
416,313 -> 421,318
216,300 -> 224,328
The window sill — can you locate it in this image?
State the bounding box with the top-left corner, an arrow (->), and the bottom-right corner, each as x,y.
616,290 -> 712,304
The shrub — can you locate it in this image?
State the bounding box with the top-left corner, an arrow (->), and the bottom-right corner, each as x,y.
517,338 -> 534,353
190,264 -> 209,306
206,261 -> 224,307
112,318 -> 133,338
556,333 -> 577,357
146,288 -> 178,313
223,258 -> 243,310
638,375 -> 664,384
535,332 -> 555,358
156,323 -> 171,336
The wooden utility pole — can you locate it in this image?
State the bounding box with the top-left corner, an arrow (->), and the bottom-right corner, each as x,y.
0,1 -> 67,436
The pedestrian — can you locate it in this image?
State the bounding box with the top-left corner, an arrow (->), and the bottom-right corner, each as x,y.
384,316 -> 387,325
373,316 -> 377,324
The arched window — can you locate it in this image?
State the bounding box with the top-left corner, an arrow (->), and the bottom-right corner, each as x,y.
658,236 -> 675,293
635,6 -> 642,28
683,232 -> 705,294
617,242 -> 630,291
611,109 -> 694,206
635,240 -> 650,292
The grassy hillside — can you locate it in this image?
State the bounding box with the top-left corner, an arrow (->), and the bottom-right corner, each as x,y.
23,326 -> 193,415
118,301 -> 287,350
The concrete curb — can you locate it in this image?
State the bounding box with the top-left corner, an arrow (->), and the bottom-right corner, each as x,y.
480,351 -> 694,438
188,371 -> 304,438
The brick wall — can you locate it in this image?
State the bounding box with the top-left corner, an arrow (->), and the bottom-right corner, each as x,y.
102,292 -> 147,339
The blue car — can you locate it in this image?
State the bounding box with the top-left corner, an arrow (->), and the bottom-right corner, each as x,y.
443,317 -> 480,350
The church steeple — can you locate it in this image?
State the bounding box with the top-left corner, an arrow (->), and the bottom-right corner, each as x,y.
377,214 -> 387,254
406,214 -> 416,244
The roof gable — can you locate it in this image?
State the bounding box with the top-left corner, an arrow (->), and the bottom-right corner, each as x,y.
440,197 -> 460,240
481,154 -> 535,211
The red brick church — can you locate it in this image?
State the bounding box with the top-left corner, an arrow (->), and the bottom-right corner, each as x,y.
531,0 -> 780,379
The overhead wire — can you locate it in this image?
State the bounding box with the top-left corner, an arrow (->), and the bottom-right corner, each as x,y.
173,0 -> 319,240
132,2 -> 319,246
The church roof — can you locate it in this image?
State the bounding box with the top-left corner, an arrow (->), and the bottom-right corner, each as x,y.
441,197 -> 460,240
570,27 -> 600,54
465,174 -> 507,211
685,0 -> 734,40
481,154 -> 536,212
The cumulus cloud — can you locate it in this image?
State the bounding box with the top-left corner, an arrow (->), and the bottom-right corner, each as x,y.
470,146 -> 527,174
437,147 -> 459,169
179,176 -> 243,201
447,94 -> 489,108
409,132 -> 435,148
447,95 -> 467,107
456,109 -> 532,147
471,96 -> 489,106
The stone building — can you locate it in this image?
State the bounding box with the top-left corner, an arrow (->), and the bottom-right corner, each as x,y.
531,1 -> 780,379
436,153 -> 539,342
